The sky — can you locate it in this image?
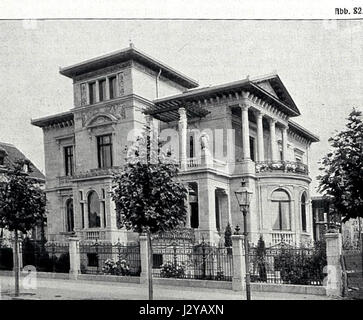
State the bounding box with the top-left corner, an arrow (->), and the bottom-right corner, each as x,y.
0,20 -> 362,195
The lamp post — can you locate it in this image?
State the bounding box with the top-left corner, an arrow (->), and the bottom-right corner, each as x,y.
234,178 -> 253,300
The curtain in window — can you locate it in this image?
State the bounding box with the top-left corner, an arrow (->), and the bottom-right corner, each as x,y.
280,202 -> 291,230
88,191 -> 101,228
271,201 -> 280,230
271,189 -> 291,231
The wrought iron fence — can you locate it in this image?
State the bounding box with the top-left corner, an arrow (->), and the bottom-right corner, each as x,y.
248,241 -> 326,286
342,238 -> 363,296
152,239 -> 233,281
21,238 -> 70,273
79,240 -> 141,277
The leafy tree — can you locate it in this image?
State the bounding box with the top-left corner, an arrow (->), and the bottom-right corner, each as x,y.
0,159 -> 46,296
112,127 -> 188,299
318,109 -> 363,223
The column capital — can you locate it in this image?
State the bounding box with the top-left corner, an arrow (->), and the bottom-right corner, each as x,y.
239,104 -> 249,111
178,107 -> 187,119
254,109 -> 264,119
268,117 -> 277,125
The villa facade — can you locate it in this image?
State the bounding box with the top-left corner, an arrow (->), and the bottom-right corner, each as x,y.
32,44 -> 319,245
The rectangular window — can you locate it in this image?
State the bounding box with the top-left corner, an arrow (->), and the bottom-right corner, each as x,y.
109,76 -> 117,99
97,134 -> 113,168
249,137 -> 255,161
0,157 -> 4,165
89,82 -> 96,104
99,79 -> 106,101
102,201 -> 106,228
81,203 -> 85,229
64,146 -> 74,176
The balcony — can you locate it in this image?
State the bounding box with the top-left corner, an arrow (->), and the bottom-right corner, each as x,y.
271,232 -> 295,245
255,160 -> 309,175
182,157 -> 227,171
78,230 -> 106,241
72,166 -> 122,180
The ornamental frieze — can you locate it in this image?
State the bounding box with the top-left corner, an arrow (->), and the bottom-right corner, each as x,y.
79,103 -> 126,127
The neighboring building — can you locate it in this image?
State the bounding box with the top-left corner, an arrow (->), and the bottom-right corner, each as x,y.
0,142 -> 46,241
32,44 -> 319,245
312,196 -> 362,245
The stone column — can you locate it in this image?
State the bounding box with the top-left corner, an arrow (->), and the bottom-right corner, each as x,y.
105,77 -> 110,100
186,190 -> 191,228
198,179 -> 217,243
139,233 -> 149,285
232,234 -> 246,291
69,237 -> 80,280
281,125 -> 288,161
325,232 -> 343,297
178,107 -> 187,171
269,118 -> 278,161
95,80 -> 100,103
256,111 -> 265,162
240,105 -> 250,160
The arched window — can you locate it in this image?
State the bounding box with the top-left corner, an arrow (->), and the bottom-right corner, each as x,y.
88,191 -> 101,228
271,189 -> 291,231
66,199 -> 74,232
301,192 -> 307,232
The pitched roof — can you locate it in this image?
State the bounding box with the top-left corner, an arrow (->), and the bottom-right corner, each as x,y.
149,75 -> 301,122
0,142 -> 45,182
251,73 -> 300,116
59,44 -> 199,89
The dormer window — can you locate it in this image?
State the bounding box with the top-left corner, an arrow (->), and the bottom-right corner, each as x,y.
23,163 -> 29,173
0,156 -> 4,166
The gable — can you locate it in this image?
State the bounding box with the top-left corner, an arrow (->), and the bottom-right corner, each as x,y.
254,80 -> 279,98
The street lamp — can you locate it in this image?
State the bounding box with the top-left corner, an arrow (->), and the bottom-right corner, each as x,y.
234,178 -> 253,300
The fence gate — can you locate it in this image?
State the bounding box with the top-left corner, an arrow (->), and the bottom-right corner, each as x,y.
342,239 -> 363,299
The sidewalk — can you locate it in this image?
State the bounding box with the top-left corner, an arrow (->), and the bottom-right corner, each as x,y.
0,275 -> 334,300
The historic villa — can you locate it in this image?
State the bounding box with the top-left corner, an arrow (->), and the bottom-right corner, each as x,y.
31,44 -> 319,246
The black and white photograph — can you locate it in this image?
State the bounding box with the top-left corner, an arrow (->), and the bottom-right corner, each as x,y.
0,0 -> 362,308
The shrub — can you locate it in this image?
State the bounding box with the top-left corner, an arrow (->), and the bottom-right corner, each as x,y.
160,261 -> 185,278
102,259 -> 130,276
273,241 -> 326,285
224,223 -> 232,248
55,253 -> 70,273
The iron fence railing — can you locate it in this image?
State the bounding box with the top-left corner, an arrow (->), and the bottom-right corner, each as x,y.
152,240 -> 233,281
79,240 -> 141,277
21,238 -> 70,273
248,242 -> 326,286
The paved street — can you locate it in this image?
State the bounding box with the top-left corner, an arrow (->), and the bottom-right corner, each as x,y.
0,275 -> 334,300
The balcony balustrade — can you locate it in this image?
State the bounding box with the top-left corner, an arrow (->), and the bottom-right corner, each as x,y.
271,232 -> 295,245
255,160 -> 309,175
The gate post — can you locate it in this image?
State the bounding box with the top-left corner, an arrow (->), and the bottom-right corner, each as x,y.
325,232 -> 343,297
139,233 -> 149,285
69,237 -> 80,280
232,235 -> 246,291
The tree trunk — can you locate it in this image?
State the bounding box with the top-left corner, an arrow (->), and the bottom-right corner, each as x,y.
147,231 -> 153,300
14,229 -> 20,297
